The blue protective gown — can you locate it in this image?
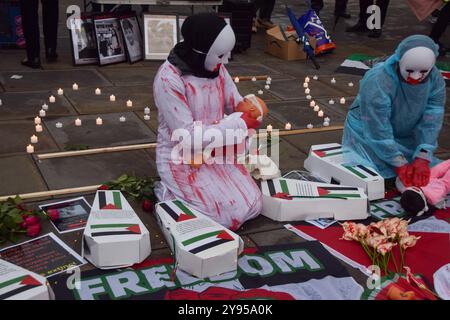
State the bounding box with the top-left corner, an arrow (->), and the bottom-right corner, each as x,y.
342,35 -> 446,179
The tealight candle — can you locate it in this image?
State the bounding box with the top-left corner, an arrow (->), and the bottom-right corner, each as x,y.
258,90 -> 263,95
313,105 -> 320,112
95,88 -> 101,95
0,99 -> 2,106
318,110 -> 324,117
49,95 -> 55,103
310,101 -> 316,107
306,95 -> 312,100
340,97 -> 346,104
126,100 -> 133,107
251,77 -> 257,82
324,117 -> 331,122
39,109 -> 46,117
266,124 -> 273,132
305,88 -> 310,94
96,117 -> 103,125
267,77 -> 272,81
75,118 -> 82,126
307,123 -> 314,129
55,122 -> 63,128
35,124 -> 43,133
119,116 -> 126,122
110,94 -> 116,102
26,144 -> 34,154
303,82 -> 308,88
234,77 -> 239,83
313,75 -> 318,80
144,115 -> 150,121
265,85 -> 270,90
323,121 -> 330,127
285,123 -> 292,130
266,80 -> 271,85
30,135 -> 38,144
348,82 -> 354,87
305,76 -> 310,83
42,103 -> 48,111
329,99 -> 335,105
34,116 -> 41,125
144,107 -> 150,114
72,83 -> 79,90
331,78 -> 336,84
57,88 -> 63,95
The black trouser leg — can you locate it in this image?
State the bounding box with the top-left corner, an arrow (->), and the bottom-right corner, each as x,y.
358,0 -> 370,24
20,0 -> 40,60
430,2 -> 450,43
259,0 -> 275,20
377,0 -> 390,27
334,0 -> 348,15
310,0 -> 324,14
41,0 -> 58,52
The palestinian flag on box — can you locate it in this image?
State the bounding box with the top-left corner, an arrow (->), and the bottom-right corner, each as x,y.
98,190 -> 123,210
342,164 -> 380,180
158,200 -> 196,222
312,145 -> 343,158
89,223 -> 141,237
181,229 -> 235,254
336,53 -> 450,86
0,275 -> 42,300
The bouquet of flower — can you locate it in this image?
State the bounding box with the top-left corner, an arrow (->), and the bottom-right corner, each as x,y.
341,218 -> 420,275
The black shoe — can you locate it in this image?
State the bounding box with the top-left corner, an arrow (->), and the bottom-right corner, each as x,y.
45,48 -> 58,63
335,12 -> 351,19
368,29 -> 382,38
21,57 -> 41,69
346,21 -> 369,33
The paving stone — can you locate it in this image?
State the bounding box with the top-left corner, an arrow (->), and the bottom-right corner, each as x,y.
282,130 -> 344,156
0,91 -> 77,121
36,149 -> 158,190
98,67 -> 159,86
64,85 -> 154,115
0,69 -> 112,92
248,228 -> 307,246
0,120 -> 59,155
267,78 -> 347,100
226,63 -> 294,81
235,81 -> 280,102
266,100 -> 346,129
0,155 -> 48,197
315,74 -> 361,96
237,215 -> 285,236
316,96 -> 355,117
44,112 -> 156,150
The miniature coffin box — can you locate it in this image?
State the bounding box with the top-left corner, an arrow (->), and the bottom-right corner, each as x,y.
0,259 -> 53,300
156,199 -> 243,279
304,143 -> 385,200
82,190 -> 151,269
261,178 -> 369,221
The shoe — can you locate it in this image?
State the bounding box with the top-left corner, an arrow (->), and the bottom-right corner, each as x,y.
45,48 -> 58,63
368,29 -> 382,38
256,18 -> 275,29
21,57 -> 41,69
346,21 -> 369,33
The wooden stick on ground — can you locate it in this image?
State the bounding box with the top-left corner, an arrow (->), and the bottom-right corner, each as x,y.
36,126 -> 343,161
0,185 -> 101,202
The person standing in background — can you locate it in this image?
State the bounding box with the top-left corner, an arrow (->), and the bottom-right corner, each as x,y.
311,0 -> 351,19
430,1 -> 450,56
19,0 -> 58,68
252,0 -> 276,32
346,0 -> 390,38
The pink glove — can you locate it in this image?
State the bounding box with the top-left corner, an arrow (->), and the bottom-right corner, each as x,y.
411,158 -> 431,187
240,111 -> 262,130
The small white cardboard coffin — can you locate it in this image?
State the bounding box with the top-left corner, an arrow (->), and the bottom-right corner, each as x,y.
155,199 -> 243,279
304,143 -> 385,200
0,259 -> 53,300
82,190 -> 151,269
261,178 -> 369,221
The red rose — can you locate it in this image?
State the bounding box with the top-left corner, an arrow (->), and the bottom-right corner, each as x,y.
47,209 -> 60,221
26,224 -> 41,237
23,216 -> 40,227
142,200 -> 154,213
98,185 -> 109,190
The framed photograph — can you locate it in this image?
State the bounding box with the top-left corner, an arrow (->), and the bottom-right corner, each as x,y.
143,14 -> 177,60
39,197 -> 91,233
119,13 -> 143,64
93,14 -> 126,65
69,13 -> 98,65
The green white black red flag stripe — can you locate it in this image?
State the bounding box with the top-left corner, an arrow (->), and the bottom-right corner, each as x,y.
89,223 -> 141,237
0,275 -> 41,300
313,145 -> 342,158
98,191 -> 122,210
159,200 -> 197,222
182,229 -> 235,254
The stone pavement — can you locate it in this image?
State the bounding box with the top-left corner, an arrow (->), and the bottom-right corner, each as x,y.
0,0 -> 449,289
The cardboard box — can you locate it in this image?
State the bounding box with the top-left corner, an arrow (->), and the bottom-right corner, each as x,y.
156,199 -> 243,279
82,190 -> 151,269
265,25 -> 315,61
0,259 -> 53,300
261,178 -> 369,221
304,143 -> 385,201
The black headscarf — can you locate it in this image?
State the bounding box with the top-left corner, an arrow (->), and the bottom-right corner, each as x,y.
168,13 -> 227,79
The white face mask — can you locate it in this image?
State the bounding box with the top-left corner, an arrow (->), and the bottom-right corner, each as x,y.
399,46 -> 435,85
204,24 -> 235,72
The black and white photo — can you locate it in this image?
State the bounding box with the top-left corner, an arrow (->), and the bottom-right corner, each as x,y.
69,14 -> 98,65
94,15 -> 126,65
119,14 -> 143,63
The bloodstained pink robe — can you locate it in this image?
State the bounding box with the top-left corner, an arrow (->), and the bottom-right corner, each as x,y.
153,61 -> 262,230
